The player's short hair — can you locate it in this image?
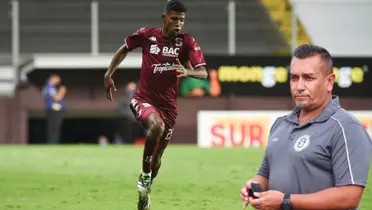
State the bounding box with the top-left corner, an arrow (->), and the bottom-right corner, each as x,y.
292,44 -> 333,74
165,0 -> 187,13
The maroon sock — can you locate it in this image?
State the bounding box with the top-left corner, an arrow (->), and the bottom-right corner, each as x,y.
142,137 -> 159,174
151,140 -> 169,180
151,161 -> 161,180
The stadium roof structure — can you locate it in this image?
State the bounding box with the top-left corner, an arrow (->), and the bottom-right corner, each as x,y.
18,53 -> 143,80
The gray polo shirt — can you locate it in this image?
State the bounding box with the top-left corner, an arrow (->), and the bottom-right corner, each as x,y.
258,96 -> 372,209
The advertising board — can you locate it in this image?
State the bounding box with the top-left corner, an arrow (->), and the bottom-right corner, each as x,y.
197,110 -> 372,148
203,56 -> 371,97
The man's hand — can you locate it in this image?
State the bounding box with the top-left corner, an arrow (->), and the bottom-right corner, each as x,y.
54,94 -> 63,102
104,75 -> 117,101
250,190 -> 284,210
173,58 -> 188,78
240,179 -> 257,209
54,85 -> 66,102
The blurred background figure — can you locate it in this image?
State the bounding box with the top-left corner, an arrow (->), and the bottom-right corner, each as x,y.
43,74 -> 66,144
180,69 -> 221,97
116,81 -> 143,144
98,135 -> 109,147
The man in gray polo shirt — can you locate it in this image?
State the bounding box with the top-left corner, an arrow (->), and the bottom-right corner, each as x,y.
240,44 -> 372,210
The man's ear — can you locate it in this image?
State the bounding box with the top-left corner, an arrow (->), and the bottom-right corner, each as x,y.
161,13 -> 166,21
327,73 -> 335,93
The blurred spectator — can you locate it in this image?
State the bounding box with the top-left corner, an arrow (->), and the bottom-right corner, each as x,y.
43,74 -> 66,144
116,81 -> 143,144
179,69 -> 221,97
98,135 -> 109,147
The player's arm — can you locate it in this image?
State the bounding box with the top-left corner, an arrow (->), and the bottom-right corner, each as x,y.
174,58 -> 207,79
104,44 -> 129,78
290,122 -> 372,210
104,44 -> 129,100
187,65 -> 208,79
104,27 -> 146,100
177,35 -> 208,79
105,27 -> 146,78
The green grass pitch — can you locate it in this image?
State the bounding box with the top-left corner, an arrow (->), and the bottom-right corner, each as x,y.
0,145 -> 371,210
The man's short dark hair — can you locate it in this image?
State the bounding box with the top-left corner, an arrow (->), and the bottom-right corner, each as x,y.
292,44 -> 333,74
165,0 -> 187,13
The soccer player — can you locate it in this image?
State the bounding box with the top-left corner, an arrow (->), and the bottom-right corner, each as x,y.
103,1 -> 207,209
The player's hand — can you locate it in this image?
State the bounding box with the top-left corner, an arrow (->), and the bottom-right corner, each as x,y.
250,190 -> 284,210
173,58 -> 188,77
104,75 -> 117,101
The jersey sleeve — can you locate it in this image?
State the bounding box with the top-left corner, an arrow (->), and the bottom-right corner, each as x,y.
256,117 -> 285,179
185,35 -> 206,69
331,120 -> 372,187
257,151 -> 270,179
124,27 -> 147,51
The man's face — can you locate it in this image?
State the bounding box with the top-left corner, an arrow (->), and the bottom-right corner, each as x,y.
51,76 -> 61,85
162,11 -> 185,37
290,55 -> 335,110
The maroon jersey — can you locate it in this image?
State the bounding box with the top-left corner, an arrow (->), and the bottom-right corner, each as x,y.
124,27 -> 206,111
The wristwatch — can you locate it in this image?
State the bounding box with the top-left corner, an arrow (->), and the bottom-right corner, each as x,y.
280,193 -> 293,210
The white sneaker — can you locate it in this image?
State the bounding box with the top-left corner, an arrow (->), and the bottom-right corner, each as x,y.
137,172 -> 152,210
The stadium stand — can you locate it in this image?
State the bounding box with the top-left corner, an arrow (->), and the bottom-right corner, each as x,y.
19,0 -> 91,53
261,0 -> 311,48
235,0 -> 289,55
99,0 -> 289,54
1,0 -> 290,55
0,1 -> 11,56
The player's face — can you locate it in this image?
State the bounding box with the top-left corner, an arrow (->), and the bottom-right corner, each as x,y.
290,55 -> 335,111
162,11 -> 185,37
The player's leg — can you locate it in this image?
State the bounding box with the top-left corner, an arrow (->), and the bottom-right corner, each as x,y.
130,99 -> 165,178
130,99 -> 165,210
141,112 -> 165,177
137,113 -> 165,210
151,127 -> 173,181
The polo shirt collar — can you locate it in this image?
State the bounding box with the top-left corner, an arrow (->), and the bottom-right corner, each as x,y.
286,95 -> 341,125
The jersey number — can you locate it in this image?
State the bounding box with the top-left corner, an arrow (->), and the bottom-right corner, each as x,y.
165,128 -> 174,140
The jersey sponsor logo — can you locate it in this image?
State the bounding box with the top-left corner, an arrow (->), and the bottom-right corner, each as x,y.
150,44 -> 161,54
149,36 -> 157,42
294,135 -> 310,152
162,46 -> 180,57
152,62 -> 173,74
175,37 -> 183,47
149,45 -> 180,57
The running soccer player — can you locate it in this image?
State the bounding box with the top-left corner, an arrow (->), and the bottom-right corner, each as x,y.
103,1 -> 207,209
